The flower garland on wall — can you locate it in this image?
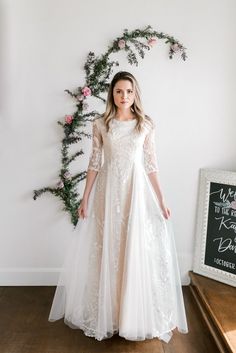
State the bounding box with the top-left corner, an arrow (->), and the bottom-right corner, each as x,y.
33,25 -> 187,226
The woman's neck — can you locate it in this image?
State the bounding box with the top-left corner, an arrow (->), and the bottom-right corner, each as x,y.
115,109 -> 135,120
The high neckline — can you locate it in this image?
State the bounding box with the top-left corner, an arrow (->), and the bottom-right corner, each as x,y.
113,117 -> 136,122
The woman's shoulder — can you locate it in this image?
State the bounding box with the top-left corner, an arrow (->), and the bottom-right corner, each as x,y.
143,114 -> 156,131
92,114 -> 104,128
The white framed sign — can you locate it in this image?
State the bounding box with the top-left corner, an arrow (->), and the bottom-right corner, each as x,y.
193,168 -> 236,287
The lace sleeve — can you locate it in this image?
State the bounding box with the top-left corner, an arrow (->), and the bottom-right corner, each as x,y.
87,119 -> 103,172
143,121 -> 159,174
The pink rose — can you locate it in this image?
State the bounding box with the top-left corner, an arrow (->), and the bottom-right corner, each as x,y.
65,115 -> 73,124
56,180 -> 64,189
147,38 -> 157,47
171,43 -> 179,52
118,39 -> 126,49
82,86 -> 91,97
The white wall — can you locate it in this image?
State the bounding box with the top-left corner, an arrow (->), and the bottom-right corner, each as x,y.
0,0 -> 235,285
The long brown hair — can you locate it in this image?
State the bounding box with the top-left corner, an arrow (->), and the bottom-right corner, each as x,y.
101,71 -> 153,133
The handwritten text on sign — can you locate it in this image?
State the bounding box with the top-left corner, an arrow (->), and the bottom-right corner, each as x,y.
205,182 -> 236,275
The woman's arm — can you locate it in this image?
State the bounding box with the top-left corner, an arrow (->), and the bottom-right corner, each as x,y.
78,170 -> 98,219
143,120 -> 171,219
147,171 -> 171,219
147,171 -> 165,204
78,119 -> 103,219
82,170 -> 98,201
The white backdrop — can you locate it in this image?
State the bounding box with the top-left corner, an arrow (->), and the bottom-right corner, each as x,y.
0,0 -> 235,285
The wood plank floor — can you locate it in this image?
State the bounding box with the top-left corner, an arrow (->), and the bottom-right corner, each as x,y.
0,286 -> 220,353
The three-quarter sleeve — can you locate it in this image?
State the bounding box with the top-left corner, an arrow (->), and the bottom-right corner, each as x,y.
143,121 -> 159,174
87,119 -> 103,172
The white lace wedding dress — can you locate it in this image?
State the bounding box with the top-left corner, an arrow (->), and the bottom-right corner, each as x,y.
48,115 -> 188,343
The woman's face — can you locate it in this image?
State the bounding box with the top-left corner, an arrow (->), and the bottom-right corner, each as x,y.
113,79 -> 135,111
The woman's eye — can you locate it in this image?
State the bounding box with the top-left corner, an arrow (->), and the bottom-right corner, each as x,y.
115,90 -> 132,94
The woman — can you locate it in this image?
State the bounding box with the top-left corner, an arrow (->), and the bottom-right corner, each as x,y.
48,71 -> 188,343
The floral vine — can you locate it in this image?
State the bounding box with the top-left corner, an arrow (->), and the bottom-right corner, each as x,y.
33,25 -> 187,226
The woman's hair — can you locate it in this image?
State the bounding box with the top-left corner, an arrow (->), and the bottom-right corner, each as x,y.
101,71 -> 152,133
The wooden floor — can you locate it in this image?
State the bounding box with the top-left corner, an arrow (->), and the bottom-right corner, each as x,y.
189,271 -> 236,353
0,286 -> 220,353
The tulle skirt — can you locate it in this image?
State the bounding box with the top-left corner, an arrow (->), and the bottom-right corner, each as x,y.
48,167 -> 188,343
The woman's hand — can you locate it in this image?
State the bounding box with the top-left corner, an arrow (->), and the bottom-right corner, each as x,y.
78,198 -> 88,219
160,201 -> 171,220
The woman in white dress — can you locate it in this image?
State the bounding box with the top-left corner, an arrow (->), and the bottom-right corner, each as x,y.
48,71 -> 189,343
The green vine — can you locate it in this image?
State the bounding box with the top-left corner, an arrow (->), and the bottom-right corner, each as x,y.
33,25 -> 187,226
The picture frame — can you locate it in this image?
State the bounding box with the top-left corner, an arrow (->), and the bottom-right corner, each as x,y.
193,168 -> 236,287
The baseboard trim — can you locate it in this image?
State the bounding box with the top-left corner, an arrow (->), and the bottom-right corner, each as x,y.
0,268 -> 61,285
0,252 -> 192,285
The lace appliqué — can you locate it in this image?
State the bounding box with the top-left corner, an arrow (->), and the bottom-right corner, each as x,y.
87,119 -> 103,172
143,123 -> 159,174
144,214 -> 175,331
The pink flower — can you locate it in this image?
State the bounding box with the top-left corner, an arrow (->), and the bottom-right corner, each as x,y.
171,43 -> 180,52
76,94 -> 84,101
64,171 -> 71,180
56,180 -> 64,189
118,39 -> 126,49
231,201 -> 236,210
147,38 -> 157,47
65,115 -> 73,124
82,86 -> 91,97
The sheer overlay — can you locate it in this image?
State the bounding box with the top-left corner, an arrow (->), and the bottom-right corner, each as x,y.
87,120 -> 103,172
143,120 -> 159,174
48,115 -> 188,343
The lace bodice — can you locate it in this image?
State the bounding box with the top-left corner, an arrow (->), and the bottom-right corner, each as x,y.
87,116 -> 159,174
